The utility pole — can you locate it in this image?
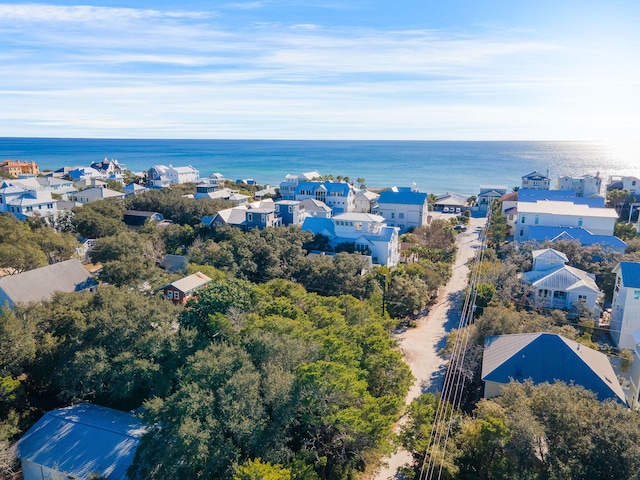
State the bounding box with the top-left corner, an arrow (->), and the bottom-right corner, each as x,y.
381,274 -> 387,317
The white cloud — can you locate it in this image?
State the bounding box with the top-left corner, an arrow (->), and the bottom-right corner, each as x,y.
0,3 -> 211,22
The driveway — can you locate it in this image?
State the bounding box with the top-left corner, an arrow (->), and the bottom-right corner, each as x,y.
371,215 -> 487,479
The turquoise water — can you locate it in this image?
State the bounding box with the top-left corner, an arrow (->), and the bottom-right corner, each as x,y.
0,138 -> 637,196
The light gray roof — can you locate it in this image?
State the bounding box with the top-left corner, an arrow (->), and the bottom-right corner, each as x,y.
333,212 -> 385,222
518,200 -> 618,218
532,248 -> 568,263
14,403 -> 144,479
167,272 -> 211,294
523,265 -> 600,294
0,259 -> 97,307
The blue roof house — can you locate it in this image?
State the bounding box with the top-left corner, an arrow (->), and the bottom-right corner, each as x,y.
373,187 -> 429,233
294,181 -> 356,214
610,262 -> 640,350
14,403 -> 145,480
482,333 -> 626,404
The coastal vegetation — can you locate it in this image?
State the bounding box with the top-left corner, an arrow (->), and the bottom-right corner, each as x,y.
0,184 -> 460,479
393,203 -> 640,479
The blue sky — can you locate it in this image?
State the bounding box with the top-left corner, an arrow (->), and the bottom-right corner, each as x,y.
1,1 -> 639,140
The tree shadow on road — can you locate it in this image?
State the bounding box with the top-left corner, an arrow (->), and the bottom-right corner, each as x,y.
421,289 -> 467,396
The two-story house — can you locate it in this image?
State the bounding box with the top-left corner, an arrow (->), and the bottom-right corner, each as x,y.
516,200 -> 618,240
477,185 -> 508,214
275,200 -> 307,226
0,180 -> 58,220
373,186 -> 429,233
279,171 -> 321,200
294,181 -> 356,214
557,174 -> 602,197
301,212 -> 400,266
521,171 -> 551,190
610,262 -> 640,350
521,248 -> 602,314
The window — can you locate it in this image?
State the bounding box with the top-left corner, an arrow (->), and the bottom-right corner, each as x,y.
167,291 -> 173,299
553,291 -> 566,299
261,214 -> 266,223
521,216 -> 525,224
391,212 -> 395,219
288,206 -> 293,213
519,229 -> 524,237
247,213 -> 253,221
578,218 -> 583,227
398,212 -> 404,219
578,295 -> 587,302
508,214 -> 513,220
534,216 -> 539,225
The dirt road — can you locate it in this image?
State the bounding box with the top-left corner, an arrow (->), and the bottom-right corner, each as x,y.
372,215 -> 486,479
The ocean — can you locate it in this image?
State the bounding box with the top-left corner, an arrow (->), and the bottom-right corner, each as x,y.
0,138 -> 638,197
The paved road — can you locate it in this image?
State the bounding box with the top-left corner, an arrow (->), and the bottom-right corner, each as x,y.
371,215 -> 486,480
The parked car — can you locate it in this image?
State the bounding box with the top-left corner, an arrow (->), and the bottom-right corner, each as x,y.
454,224 -> 467,232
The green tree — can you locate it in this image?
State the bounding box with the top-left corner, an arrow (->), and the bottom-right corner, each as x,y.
233,458 -> 291,480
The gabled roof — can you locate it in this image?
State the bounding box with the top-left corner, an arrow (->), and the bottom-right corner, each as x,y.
482,333 -> 626,403
522,171 -> 550,180
501,191 -> 518,202
532,248 -> 568,265
299,198 -> 332,212
301,217 -> 336,237
355,190 -> 379,201
167,272 -> 211,294
616,262 -> 640,289
527,226 -> 628,251
0,259 -> 97,307
378,190 -> 427,205
213,206 -> 248,226
295,181 -> 351,196
334,212 -> 385,223
435,192 -> 468,206
14,403 -> 144,479
523,264 -> 600,294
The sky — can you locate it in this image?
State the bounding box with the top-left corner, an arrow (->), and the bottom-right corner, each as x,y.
1,0 -> 639,140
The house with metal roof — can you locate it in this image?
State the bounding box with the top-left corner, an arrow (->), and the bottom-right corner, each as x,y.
302,212 -> 400,266
558,173 -> 602,197
0,180 -> 58,221
526,225 -> 628,253
516,200 -> 618,240
279,171 -> 322,200
162,271 -> 212,305
0,259 -> 98,308
610,262 -> 640,350
294,181 -> 356,214
373,186 -> 429,233
521,248 -> 602,313
13,403 -> 145,480
482,332 -> 626,404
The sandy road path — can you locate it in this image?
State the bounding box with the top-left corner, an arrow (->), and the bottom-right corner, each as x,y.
371,215 -> 486,480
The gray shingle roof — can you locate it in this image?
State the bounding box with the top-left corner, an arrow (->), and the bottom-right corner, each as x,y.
0,259 -> 97,307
